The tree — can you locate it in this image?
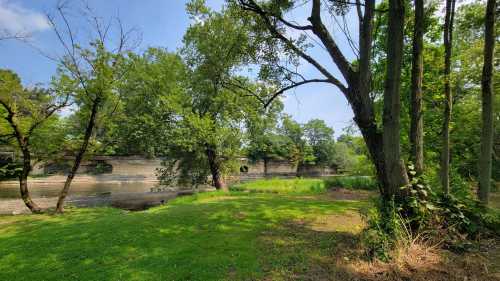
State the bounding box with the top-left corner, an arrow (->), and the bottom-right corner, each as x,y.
303,119 -> 336,167
233,0 -> 410,200
478,0 -> 496,204
409,0 -> 425,174
383,0 -> 410,197
441,0 -> 456,194
0,70 -> 68,213
47,3 -> 134,213
245,99 -> 287,166
157,0 -> 268,190
102,48 -> 187,157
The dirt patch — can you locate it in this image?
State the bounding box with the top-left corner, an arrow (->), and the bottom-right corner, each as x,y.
297,211 -> 365,234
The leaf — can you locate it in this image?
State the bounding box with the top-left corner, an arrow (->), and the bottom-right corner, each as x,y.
425,203 -> 437,210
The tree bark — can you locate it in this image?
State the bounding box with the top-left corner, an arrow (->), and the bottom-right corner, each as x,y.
441,0 -> 456,194
382,0 -> 410,199
18,147 -> 42,213
478,0 -> 496,204
205,145 -> 227,191
409,0 -> 425,175
56,98 -> 100,213
350,0 -> 399,199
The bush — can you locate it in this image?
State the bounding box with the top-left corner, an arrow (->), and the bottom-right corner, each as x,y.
324,175 -> 378,190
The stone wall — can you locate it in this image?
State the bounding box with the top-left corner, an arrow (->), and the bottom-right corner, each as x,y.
31,156 -> 335,182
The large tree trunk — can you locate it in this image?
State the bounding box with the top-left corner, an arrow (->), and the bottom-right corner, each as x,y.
56,98 -> 100,213
18,148 -> 42,213
205,145 -> 227,191
348,0 -> 408,200
409,0 -> 425,175
353,100 -> 407,200
238,0 -> 409,200
478,0 -> 496,204
441,0 -> 456,194
382,0 -> 409,199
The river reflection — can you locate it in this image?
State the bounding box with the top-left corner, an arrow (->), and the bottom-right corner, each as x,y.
0,181 -> 159,199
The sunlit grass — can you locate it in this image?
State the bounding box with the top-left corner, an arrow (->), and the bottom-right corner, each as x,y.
0,191 -> 366,281
230,178 -> 326,194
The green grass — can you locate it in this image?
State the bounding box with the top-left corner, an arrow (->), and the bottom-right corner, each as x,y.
0,191 -> 367,281
230,178 -> 326,194
324,175 -> 378,190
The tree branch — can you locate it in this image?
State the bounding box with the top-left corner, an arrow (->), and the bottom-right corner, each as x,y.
238,0 -> 348,93
263,78 -> 333,108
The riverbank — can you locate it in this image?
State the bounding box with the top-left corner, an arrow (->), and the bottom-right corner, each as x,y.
0,188 -> 216,215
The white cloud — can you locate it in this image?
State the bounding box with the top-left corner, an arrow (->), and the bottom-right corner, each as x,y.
0,0 -> 50,35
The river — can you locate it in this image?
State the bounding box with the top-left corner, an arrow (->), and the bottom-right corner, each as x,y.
0,181 -> 159,199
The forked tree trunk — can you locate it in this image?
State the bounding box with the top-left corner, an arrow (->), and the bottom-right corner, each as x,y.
382,0 -> 410,199
348,0 -> 408,200
441,0 -> 456,194
56,98 -> 100,213
205,145 -> 227,191
478,0 -> 496,204
410,0 -> 425,175
238,0 -> 409,200
19,148 -> 42,213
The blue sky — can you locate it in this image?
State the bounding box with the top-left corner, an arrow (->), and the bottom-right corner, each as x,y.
0,0 -> 356,137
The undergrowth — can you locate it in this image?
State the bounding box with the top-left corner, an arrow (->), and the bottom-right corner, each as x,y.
360,163 -> 500,261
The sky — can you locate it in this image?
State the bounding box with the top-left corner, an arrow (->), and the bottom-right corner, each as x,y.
0,0 -> 357,137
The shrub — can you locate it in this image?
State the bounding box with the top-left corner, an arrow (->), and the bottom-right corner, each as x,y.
324,175 -> 378,190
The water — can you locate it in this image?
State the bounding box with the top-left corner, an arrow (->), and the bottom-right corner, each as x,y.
0,181 -> 159,199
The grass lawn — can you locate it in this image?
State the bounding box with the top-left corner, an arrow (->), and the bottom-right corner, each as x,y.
1,179 -> 499,281
0,189 -> 366,281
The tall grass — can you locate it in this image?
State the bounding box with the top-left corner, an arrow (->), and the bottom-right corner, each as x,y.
324,175 -> 378,190
230,178 -> 325,194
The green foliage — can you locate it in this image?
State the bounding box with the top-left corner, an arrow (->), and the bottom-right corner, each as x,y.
324,176 -> 378,191
102,48 -> 187,156
0,162 -> 22,180
0,69 -> 67,164
397,163 -> 438,229
230,178 -> 326,194
362,163 -> 500,260
369,0 -> 500,185
335,131 -> 375,175
153,1 -> 274,186
303,119 -> 336,166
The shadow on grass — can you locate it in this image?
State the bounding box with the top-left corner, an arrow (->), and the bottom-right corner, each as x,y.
258,215 -> 500,281
0,193 -> 362,281
2,192 -> 495,281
